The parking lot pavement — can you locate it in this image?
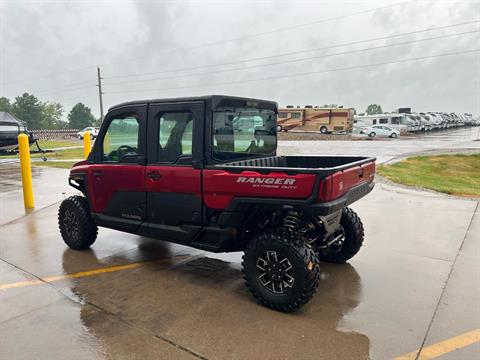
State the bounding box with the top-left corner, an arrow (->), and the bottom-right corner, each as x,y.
1,177 -> 478,359
408,205 -> 480,360
0,163 -> 73,225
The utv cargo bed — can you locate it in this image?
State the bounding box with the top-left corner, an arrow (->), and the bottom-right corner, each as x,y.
213,155 -> 376,177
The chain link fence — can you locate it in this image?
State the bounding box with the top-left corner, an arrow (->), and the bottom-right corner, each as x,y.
31,129 -> 80,140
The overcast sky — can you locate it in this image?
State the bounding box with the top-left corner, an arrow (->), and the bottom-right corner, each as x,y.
1,0 -> 479,119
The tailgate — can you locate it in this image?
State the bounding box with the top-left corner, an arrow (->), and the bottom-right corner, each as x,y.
202,169 -> 317,209
318,161 -> 375,202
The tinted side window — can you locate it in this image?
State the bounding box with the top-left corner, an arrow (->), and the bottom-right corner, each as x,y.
372,119 -> 377,125
379,118 -> 388,124
102,117 -> 139,162
158,112 -> 193,163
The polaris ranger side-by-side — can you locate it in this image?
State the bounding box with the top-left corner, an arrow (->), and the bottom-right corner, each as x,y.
59,96 -> 375,312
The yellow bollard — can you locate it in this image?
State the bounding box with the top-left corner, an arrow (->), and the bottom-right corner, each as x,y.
83,131 -> 91,159
18,133 -> 34,209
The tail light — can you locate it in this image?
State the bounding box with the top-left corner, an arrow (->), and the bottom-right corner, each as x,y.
317,173 -> 343,202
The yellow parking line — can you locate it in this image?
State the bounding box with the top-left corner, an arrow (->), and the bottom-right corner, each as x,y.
395,328 -> 480,360
0,256 -> 187,291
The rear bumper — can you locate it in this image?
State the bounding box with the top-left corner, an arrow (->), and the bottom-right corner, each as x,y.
309,181 -> 375,216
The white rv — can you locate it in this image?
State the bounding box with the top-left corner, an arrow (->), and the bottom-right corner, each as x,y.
354,113 -> 417,133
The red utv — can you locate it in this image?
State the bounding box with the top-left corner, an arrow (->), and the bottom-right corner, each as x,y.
59,96 -> 375,312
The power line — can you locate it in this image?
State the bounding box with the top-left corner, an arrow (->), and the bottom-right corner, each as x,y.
24,20 -> 480,96
103,30 -> 479,86
98,0 -> 414,68
104,20 -> 479,80
3,0 -> 412,88
36,83 -> 97,96
2,65 -> 97,88
31,79 -> 97,95
53,94 -> 98,103
106,49 -> 479,95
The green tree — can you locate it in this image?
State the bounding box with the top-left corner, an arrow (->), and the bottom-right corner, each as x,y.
68,102 -> 95,129
11,93 -> 44,129
0,97 -> 11,112
93,116 -> 103,127
365,104 -> 383,115
42,102 -> 66,129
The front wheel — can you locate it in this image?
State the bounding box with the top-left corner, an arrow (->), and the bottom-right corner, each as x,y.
276,125 -> 283,132
58,196 -> 98,250
369,132 -> 376,137
391,132 -> 398,138
242,229 -> 320,312
320,126 -> 328,134
316,207 -> 364,263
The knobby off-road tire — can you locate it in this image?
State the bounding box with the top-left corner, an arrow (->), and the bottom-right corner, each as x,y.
58,196 -> 98,250
242,229 -> 320,312
318,207 -> 364,264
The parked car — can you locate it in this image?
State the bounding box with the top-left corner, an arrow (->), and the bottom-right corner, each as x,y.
77,127 -> 99,139
360,125 -> 400,138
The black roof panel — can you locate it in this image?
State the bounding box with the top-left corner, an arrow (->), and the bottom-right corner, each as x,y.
109,95 -> 277,112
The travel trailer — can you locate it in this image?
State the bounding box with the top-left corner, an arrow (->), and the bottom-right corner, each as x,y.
354,113 -> 417,133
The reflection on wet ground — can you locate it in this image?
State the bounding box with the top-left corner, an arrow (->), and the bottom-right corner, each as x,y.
1,128 -> 479,359
0,163 -> 73,225
1,183 -> 478,359
61,245 -> 369,359
0,163 -> 41,193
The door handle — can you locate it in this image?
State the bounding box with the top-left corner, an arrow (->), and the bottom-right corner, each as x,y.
147,171 -> 161,180
93,172 -> 104,178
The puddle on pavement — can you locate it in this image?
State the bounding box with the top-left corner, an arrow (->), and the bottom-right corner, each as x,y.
55,238 -> 371,359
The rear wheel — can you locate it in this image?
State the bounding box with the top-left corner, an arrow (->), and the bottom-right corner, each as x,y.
369,132 -> 376,137
276,125 -> 283,132
242,229 -> 320,312
320,126 -> 328,134
58,196 -> 97,250
316,207 -> 364,263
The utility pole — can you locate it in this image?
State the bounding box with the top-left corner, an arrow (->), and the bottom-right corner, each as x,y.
97,67 -> 104,121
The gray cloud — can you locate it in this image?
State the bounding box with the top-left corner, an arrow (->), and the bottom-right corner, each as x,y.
1,0 -> 479,118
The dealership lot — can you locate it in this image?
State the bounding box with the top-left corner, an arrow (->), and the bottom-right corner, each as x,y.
1,128 -> 479,360
279,127 -> 480,163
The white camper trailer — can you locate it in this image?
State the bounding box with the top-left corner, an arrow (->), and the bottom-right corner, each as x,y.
354,113 -> 417,133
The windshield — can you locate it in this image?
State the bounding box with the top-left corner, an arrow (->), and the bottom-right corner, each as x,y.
213,107 -> 277,160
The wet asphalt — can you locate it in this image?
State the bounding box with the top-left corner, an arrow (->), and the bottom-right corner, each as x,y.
0,128 -> 479,359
